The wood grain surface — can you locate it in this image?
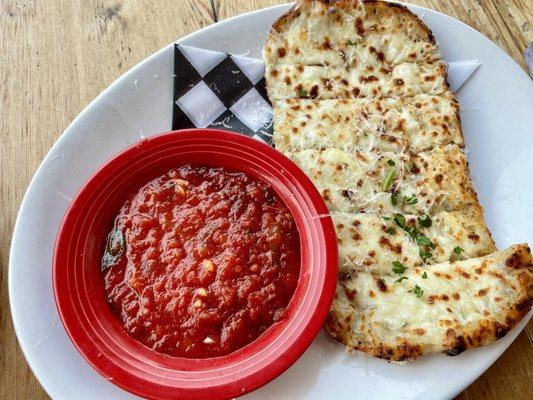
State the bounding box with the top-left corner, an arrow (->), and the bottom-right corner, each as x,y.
1,1 -> 531,399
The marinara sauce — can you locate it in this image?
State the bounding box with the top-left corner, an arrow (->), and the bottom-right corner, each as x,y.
102,166 -> 300,358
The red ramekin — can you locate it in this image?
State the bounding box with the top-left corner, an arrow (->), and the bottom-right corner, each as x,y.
53,129 -> 338,400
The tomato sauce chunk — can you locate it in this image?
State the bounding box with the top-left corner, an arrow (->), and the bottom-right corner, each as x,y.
102,166 -> 300,358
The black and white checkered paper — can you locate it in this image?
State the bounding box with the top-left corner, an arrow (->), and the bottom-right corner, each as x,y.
172,44 -> 481,146
172,44 -> 273,144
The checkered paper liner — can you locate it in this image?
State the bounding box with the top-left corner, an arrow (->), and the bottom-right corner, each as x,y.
173,44 -> 273,144
172,44 -> 481,146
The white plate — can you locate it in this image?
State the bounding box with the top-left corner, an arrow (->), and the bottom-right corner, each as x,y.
9,3 -> 533,400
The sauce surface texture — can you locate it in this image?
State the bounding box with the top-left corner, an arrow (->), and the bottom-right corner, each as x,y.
102,166 -> 300,358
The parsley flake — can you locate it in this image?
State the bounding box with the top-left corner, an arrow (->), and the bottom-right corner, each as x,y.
298,89 -> 309,98
454,246 -> 463,255
392,261 -> 406,275
386,227 -> 396,234
415,233 -> 434,247
393,213 -> 406,228
409,284 -> 424,297
405,195 -> 418,205
391,192 -> 401,206
382,168 -> 396,191
395,276 -> 409,283
418,215 -> 432,228
420,249 -> 432,261
422,271 -> 428,279
346,40 -> 357,46
387,159 -> 396,166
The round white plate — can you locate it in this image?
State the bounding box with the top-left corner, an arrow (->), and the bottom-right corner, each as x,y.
10,3 -> 533,400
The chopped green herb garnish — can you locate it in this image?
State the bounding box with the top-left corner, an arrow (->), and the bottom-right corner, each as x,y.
383,216 -> 392,221
418,215 -> 432,228
408,284 -> 424,297
391,192 -> 401,206
387,159 -> 396,166
415,233 -> 433,247
420,249 -> 432,261
346,40 -> 357,46
405,195 -> 418,205
392,261 -> 406,275
422,271 -> 428,279
386,227 -> 396,234
395,276 -> 409,283
382,168 -> 396,191
298,89 -> 308,98
393,213 -> 406,228
454,246 -> 463,255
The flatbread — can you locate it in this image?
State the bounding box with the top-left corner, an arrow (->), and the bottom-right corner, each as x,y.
264,0 -> 532,361
326,244 -> 533,361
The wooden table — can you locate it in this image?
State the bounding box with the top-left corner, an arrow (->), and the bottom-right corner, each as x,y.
1,1 -> 531,399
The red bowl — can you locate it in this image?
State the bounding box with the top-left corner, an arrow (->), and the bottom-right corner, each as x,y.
53,129 -> 338,400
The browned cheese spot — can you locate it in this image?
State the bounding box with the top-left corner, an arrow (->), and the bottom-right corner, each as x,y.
309,85 -> 319,99
378,236 -> 402,254
375,278 -> 388,293
505,252 -> 522,268
394,78 -> 405,86
355,17 -> 365,35
468,234 -> 480,242
344,286 -> 357,301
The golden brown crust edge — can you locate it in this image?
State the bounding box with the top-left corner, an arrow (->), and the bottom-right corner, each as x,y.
270,0 -> 435,45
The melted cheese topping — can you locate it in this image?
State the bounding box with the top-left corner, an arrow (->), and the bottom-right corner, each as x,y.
266,61 -> 448,101
290,145 -> 476,214
264,0 -> 531,361
334,205 -> 496,275
272,94 -> 462,153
